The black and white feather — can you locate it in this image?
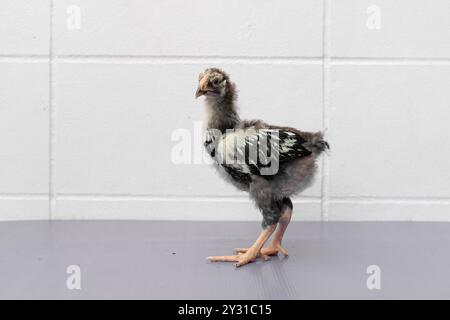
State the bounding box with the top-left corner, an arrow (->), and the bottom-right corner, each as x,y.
206,127 -> 312,183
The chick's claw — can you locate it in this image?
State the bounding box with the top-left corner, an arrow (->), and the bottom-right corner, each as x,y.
207,248 -> 268,267
207,255 -> 240,262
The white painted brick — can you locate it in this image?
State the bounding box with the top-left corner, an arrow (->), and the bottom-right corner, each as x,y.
0,62 -> 49,194
329,201 -> 450,221
0,196 -> 49,221
330,0 -> 450,58
329,65 -> 450,198
0,198 -> 48,221
54,197 -> 321,221
0,0 -> 49,55
55,63 -> 323,197
54,0 -> 323,56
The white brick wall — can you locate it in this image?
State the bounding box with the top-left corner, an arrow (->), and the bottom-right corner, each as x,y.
0,0 -> 449,221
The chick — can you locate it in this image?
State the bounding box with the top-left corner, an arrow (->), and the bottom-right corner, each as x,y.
196,68 -> 329,267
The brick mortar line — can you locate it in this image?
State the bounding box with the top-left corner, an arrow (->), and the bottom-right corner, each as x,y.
0,193 -> 447,199
2,194 -> 450,205
49,0 -> 56,219
0,55 -> 449,64
321,0 -> 331,221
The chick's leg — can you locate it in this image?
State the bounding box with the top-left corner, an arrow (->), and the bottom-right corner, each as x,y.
207,224 -> 276,267
264,206 -> 292,256
235,201 -> 292,257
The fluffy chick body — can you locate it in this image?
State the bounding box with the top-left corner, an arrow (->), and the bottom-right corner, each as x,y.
197,68 -> 328,228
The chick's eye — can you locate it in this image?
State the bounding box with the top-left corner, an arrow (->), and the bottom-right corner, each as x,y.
212,78 -> 220,85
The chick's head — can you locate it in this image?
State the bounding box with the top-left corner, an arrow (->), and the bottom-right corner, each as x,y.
195,68 -> 231,100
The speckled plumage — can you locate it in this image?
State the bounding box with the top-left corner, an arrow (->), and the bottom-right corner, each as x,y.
197,68 -> 329,228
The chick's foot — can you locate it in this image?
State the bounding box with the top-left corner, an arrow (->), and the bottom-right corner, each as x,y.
234,243 -> 289,257
207,247 -> 270,268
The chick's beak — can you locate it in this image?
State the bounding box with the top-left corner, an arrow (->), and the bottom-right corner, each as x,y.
195,75 -> 209,98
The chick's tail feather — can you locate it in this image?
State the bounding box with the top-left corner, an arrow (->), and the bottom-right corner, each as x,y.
305,132 -> 330,154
